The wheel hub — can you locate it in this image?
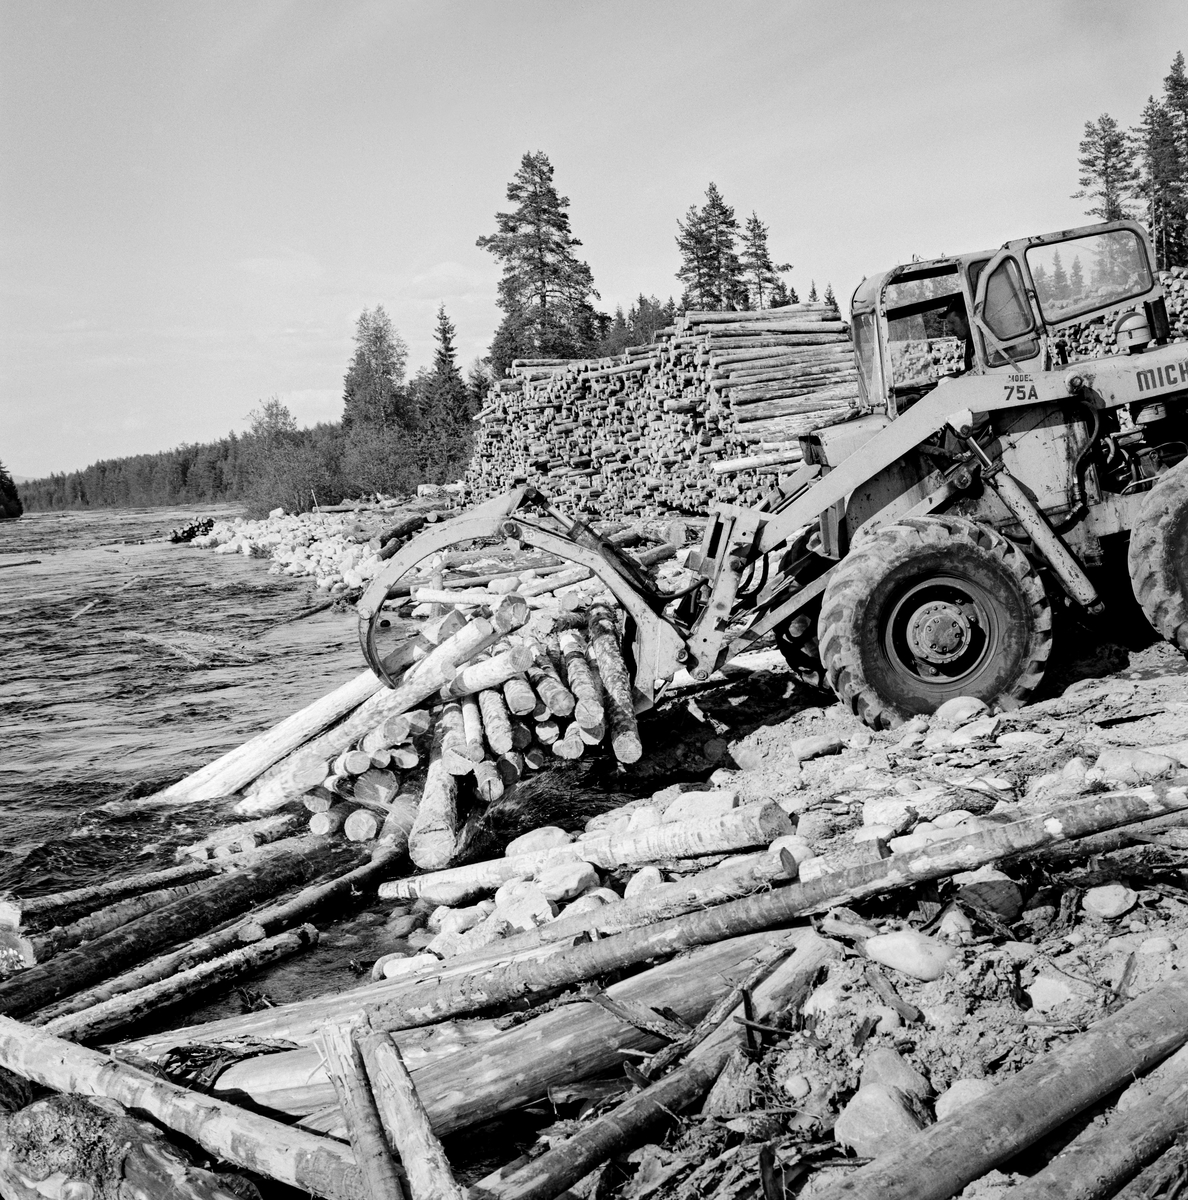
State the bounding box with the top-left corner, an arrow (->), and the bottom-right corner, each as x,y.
906,601 -> 972,664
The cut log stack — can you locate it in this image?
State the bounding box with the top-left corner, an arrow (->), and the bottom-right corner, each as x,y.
463,303 -> 859,518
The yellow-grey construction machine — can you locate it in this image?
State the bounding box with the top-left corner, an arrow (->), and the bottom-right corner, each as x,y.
358,220 -> 1188,728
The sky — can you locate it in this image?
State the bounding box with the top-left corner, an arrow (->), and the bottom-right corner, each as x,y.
2,1 -> 1187,479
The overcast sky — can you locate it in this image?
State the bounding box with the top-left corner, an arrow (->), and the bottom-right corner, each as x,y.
2,1 -> 1186,478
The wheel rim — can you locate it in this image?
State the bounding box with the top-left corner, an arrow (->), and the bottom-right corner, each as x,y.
881,574 -> 1002,692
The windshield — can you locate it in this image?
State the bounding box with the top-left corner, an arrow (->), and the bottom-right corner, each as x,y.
1026,229 -> 1153,325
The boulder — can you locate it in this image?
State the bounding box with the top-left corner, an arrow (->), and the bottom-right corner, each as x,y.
932,696 -> 989,728
623,866 -> 664,898
790,735 -> 846,761
861,1047 -> 931,1101
1083,883 -> 1138,920
662,791 -> 738,823
1096,744 -> 1176,787
935,1078 -> 995,1120
864,930 -> 956,982
833,1084 -> 927,1158
535,860 -> 600,904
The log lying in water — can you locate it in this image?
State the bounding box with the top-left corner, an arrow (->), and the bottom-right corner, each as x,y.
2,880 -> 210,967
0,861 -> 217,931
30,846 -> 405,1027
43,924 -> 319,1044
0,1015 -> 366,1199
0,836 -> 361,1017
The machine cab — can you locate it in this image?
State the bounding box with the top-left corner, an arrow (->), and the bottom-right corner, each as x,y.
849,221 -> 1165,416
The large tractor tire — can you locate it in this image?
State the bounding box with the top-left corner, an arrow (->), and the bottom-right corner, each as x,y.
1128,458 -> 1188,654
817,515 -> 1053,729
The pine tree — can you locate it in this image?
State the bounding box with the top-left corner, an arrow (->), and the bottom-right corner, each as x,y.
768,279 -> 798,307
823,282 -> 837,311
808,281 -> 819,302
1132,94 -> 1186,268
676,184 -> 745,310
342,306 -> 413,430
477,151 -> 601,371
740,212 -> 792,309
1074,114 -> 1137,221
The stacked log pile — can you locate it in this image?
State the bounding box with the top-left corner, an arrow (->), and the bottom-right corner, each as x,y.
1060,265 -> 1188,358
464,303 -> 859,519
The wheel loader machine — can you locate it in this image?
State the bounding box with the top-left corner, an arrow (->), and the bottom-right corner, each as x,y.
358,219 -> 1188,729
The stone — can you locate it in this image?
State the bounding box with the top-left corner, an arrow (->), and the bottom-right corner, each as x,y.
864,930 -> 957,981
937,906 -> 974,943
848,728 -> 874,750
862,797 -> 919,835
855,824 -> 895,843
1096,745 -> 1176,787
932,809 -> 974,829
1140,936 -> 1175,955
832,1084 -> 927,1158
662,791 -> 738,823
626,806 -> 662,833
868,1005 -> 902,1033
781,1073 -> 812,1101
935,1079 -> 995,1120
789,734 -> 846,761
932,696 -> 989,728
861,1047 -> 931,1100
560,893 -> 605,918
385,912 -> 425,939
380,953 -> 438,980
894,778 -> 923,793
954,867 -> 1024,920
493,877 -> 536,909
947,716 -> 1001,746
997,731 -> 1049,750
1027,971 -> 1091,1012
535,860 -> 600,903
767,834 -> 815,867
795,811 -> 836,845
623,866 -> 664,898
803,973 -> 851,1017
433,901 -> 495,936
505,826 -> 573,857
797,857 -> 829,883
1083,883 -> 1138,920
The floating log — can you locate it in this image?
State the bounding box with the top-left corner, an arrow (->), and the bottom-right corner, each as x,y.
177,813 -> 301,861
0,861 -> 217,931
356,1017 -> 465,1200
0,837 -> 360,1017
0,1015 -> 366,1199
4,881 -> 210,967
43,924 -> 318,1044
30,848 -> 405,1026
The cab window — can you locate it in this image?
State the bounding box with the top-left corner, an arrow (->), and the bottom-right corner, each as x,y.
1026,228 -> 1154,325
851,312 -> 879,407
970,257 -> 1039,366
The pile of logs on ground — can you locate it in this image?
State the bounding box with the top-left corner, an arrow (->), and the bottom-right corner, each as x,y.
464,303 -> 859,518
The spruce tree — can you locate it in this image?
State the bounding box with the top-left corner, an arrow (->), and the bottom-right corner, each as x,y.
676,184 -> 745,310
477,151 -> 601,372
808,281 -> 819,302
342,306 -> 414,430
0,461 -> 22,519
824,282 -> 837,311
1051,250 -> 1069,299
1069,256 -> 1085,295
1132,94 -> 1185,268
740,212 -> 792,309
1074,114 -> 1137,221
420,304 -> 471,433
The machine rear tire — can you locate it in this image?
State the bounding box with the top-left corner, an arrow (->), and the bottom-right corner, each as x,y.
817,515 -> 1053,729
1128,458 -> 1188,654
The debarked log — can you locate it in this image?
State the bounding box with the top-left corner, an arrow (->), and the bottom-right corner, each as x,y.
198,932 -> 787,1137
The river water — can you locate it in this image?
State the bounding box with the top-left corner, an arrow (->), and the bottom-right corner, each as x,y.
0,505 -> 365,899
